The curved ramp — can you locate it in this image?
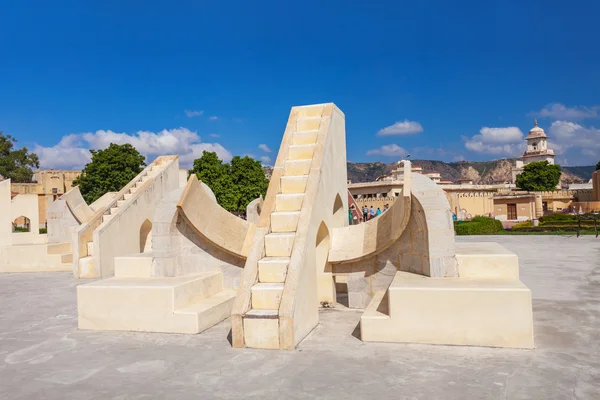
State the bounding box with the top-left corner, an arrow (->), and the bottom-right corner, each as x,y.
62,186 -> 95,224
176,174 -> 253,259
329,163 -> 412,264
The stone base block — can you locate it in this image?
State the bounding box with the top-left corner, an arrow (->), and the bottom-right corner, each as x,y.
0,244 -> 72,273
114,253 -> 153,278
456,242 -> 519,280
361,272 -> 534,349
77,271 -> 235,334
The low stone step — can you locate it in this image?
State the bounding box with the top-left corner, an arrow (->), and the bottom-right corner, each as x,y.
251,282 -> 284,310
114,253 -> 153,278
78,256 -> 95,279
174,289 -> 237,334
258,257 -> 289,283
110,207 -> 119,215
270,211 -> 300,233
289,144 -> 316,160
102,214 -> 113,224
284,159 -> 312,176
124,193 -> 134,200
60,252 -> 73,264
264,232 -> 295,257
280,175 -> 308,194
46,241 -> 71,255
243,309 -> 279,349
275,193 -> 304,211
296,116 -> 321,132
117,200 -> 126,207
135,180 -> 144,188
86,241 -> 94,256
292,130 -> 319,145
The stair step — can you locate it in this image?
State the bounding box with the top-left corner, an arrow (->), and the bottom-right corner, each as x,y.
297,105 -> 324,118
265,232 -> 295,257
292,130 -> 319,145
117,200 -> 126,207
275,193 -> 304,212
284,159 -> 312,176
173,289 -> 237,333
129,187 -> 137,194
251,282 -> 284,310
114,253 -> 153,278
135,181 -> 144,188
243,309 -> 280,349
124,193 -> 134,200
78,256 -> 95,279
102,214 -> 113,224
258,257 -> 289,283
173,270 -> 224,309
270,211 -> 300,233
86,241 -> 94,256
280,175 -> 308,194
110,207 -> 119,215
296,116 -> 321,132
61,252 -> 73,264
289,144 -> 316,160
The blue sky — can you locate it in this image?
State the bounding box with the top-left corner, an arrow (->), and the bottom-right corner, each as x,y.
1,0 -> 599,169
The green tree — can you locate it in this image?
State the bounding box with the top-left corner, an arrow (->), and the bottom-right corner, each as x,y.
596,160 -> 600,171
515,161 -> 562,191
0,131 -> 40,182
189,151 -> 269,212
73,143 -> 146,204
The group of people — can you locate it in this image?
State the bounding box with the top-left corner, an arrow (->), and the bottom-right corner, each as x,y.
361,204 -> 389,222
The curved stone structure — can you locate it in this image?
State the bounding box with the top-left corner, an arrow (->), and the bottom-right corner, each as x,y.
177,174 -> 253,259
62,186 -> 95,224
328,163 -> 411,264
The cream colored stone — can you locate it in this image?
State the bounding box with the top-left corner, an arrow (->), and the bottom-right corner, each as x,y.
284,159 -> 312,176
280,176 -> 308,193
456,242 -> 519,280
361,272 -> 534,349
243,312 -> 279,349
77,256 -> 96,279
296,105 -> 324,118
288,144 -> 316,160
251,282 -> 284,309
114,254 -> 153,278
296,117 -> 321,131
258,257 -> 289,283
275,193 -> 304,212
264,233 -> 295,257
292,130 -> 319,145
270,211 -> 300,233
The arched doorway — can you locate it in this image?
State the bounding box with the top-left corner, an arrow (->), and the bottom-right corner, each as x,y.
332,194 -> 345,228
315,221 -> 334,304
13,216 -> 31,232
140,219 -> 153,253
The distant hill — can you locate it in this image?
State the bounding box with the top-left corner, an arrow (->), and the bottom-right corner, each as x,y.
266,160 -> 595,184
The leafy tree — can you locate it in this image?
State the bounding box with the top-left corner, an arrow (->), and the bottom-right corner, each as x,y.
73,143 -> 146,204
596,160 -> 600,171
0,131 -> 40,182
189,151 -> 269,212
515,161 -> 562,191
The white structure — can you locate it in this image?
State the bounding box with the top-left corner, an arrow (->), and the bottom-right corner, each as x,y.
513,121 -> 555,182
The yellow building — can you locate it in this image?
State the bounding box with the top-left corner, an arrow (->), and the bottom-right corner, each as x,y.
11,170 -> 81,226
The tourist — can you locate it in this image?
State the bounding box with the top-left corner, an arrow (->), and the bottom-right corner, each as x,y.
376,207 -> 381,216
369,205 -> 375,219
362,206 -> 368,222
383,204 -> 389,212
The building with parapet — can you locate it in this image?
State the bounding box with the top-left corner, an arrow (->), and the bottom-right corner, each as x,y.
511,121 -> 555,183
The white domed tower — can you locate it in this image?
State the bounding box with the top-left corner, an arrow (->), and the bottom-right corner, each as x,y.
512,121 -> 556,183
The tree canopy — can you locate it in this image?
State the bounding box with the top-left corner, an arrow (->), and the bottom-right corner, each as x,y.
596,160 -> 600,171
189,151 -> 269,212
515,161 -> 562,191
73,143 -> 146,204
0,131 -> 40,182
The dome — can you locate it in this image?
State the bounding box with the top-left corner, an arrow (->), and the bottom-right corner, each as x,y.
525,120 -> 547,139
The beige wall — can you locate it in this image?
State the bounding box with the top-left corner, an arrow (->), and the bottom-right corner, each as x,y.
594,171 -> 600,201
493,197 -> 535,221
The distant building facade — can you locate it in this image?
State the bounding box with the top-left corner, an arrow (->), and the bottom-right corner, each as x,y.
511,121 -> 556,183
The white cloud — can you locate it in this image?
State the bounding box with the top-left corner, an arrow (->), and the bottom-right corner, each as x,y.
366,144 -> 408,157
34,128 -> 232,170
209,116 -> 219,121
258,144 -> 271,153
548,121 -> 600,155
377,120 -> 423,136
209,133 -> 220,138
184,109 -> 204,117
260,156 -> 271,164
463,126 -> 524,156
533,103 -> 600,120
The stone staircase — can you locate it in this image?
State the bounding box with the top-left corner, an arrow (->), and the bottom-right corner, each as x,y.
76,160 -> 167,278
242,113 -> 320,349
78,256 -> 236,334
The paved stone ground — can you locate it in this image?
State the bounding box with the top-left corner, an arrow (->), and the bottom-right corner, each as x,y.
1,235 -> 599,399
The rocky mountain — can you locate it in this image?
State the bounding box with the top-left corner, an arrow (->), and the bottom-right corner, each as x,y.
265,160 -> 595,184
